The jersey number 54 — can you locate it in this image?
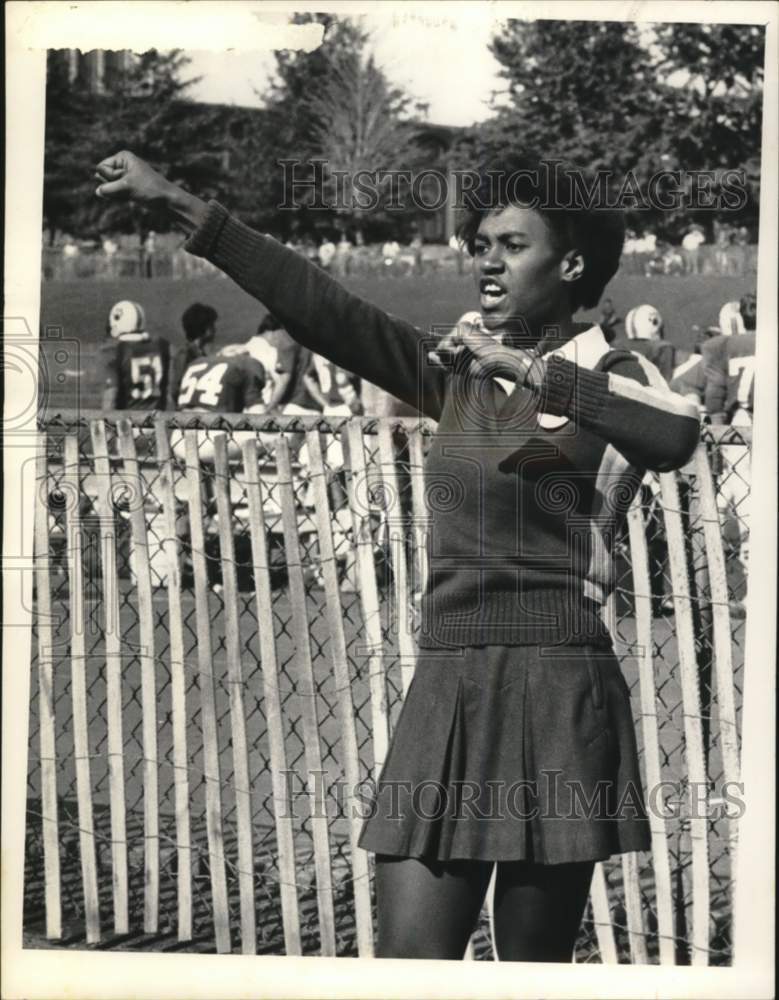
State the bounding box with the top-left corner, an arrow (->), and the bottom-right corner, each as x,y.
178,362 -> 228,408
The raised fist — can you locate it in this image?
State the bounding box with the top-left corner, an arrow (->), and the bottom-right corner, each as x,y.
95,151 -> 173,204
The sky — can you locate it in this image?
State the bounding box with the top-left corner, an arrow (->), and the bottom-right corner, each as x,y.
185,9 -> 506,127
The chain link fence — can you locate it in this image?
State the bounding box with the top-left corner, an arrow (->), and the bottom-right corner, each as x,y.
23,412 -> 749,963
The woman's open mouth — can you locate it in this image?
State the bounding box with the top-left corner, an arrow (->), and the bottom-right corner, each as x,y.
479,277 -> 507,310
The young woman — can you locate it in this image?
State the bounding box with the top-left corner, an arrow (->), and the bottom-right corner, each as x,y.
95,151 -> 700,962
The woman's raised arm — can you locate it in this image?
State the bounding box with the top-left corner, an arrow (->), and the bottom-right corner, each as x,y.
96,152 -> 449,420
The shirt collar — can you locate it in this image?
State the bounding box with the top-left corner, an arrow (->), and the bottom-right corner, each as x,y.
539,324 -> 611,371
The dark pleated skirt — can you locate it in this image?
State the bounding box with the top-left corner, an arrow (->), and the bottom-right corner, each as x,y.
358,644 -> 651,864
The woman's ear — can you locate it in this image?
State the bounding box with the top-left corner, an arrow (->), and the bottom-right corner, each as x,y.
560,249 -> 584,285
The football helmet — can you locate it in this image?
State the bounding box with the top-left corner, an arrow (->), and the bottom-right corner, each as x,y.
625,304 -> 663,341
108,300 -> 146,339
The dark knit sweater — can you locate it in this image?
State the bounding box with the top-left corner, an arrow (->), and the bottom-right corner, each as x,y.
184,202 -> 701,648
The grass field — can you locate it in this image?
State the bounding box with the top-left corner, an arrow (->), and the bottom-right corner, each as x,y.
39,270 -> 755,412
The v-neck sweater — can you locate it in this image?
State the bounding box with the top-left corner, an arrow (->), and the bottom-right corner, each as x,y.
184,202 -> 701,648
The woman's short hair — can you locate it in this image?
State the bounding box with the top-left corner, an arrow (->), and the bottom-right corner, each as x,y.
456,154 -> 625,311
181,302 -> 218,342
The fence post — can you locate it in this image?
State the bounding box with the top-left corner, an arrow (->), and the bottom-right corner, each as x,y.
116,420 -> 160,935
306,429 -> 375,957
626,499 -> 676,964
604,592 -> 649,965
89,420 -> 130,936
345,422 -> 390,778
660,470 -> 711,966
241,437 -> 302,955
153,419 -> 193,941
692,445 -> 741,886
377,423 -> 415,696
34,437 -> 62,940
183,429 -> 231,953
590,864 -> 618,963
276,435 -> 337,956
406,425 -> 430,602
62,434 -> 101,944
212,434 -> 257,955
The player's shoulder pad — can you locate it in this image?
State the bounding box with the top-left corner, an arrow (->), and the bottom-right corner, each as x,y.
598,347 -> 668,390
596,347 -> 648,380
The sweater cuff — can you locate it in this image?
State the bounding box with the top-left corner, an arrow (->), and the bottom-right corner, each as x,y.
183,200 -> 231,258
539,355 -> 607,425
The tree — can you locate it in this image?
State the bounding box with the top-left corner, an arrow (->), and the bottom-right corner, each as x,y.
260,15 -> 426,241
43,49 -> 235,238
300,36 -> 427,240
650,23 -> 764,232
478,20 -> 661,175
452,19 -> 765,238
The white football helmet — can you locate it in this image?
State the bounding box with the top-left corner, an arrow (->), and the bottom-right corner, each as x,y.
625,304 -> 663,341
718,301 -> 746,337
108,300 -> 146,339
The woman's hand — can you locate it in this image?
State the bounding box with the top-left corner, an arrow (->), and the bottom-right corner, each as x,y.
95,151 -> 174,203
95,151 -> 209,231
428,319 -> 546,390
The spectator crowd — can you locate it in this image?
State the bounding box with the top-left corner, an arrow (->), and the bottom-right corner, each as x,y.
44,221 -> 758,282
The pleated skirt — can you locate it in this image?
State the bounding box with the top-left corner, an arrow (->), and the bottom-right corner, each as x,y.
358,644 -> 651,864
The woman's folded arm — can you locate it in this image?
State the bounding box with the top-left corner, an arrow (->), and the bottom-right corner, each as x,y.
536,350 -> 701,472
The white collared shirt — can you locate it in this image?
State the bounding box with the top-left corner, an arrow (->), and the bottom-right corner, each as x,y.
494,324 -> 612,428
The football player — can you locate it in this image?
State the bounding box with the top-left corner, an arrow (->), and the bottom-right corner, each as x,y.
176,339 -> 267,415
239,313 -> 320,415
703,294 -> 756,425
171,302 -> 265,416
168,302 -> 219,404
703,293 -> 756,610
101,300 -> 171,409
611,304 -> 676,381
171,309 -> 269,592
669,349 -> 707,415
308,355 -> 362,417
172,302 -> 268,464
